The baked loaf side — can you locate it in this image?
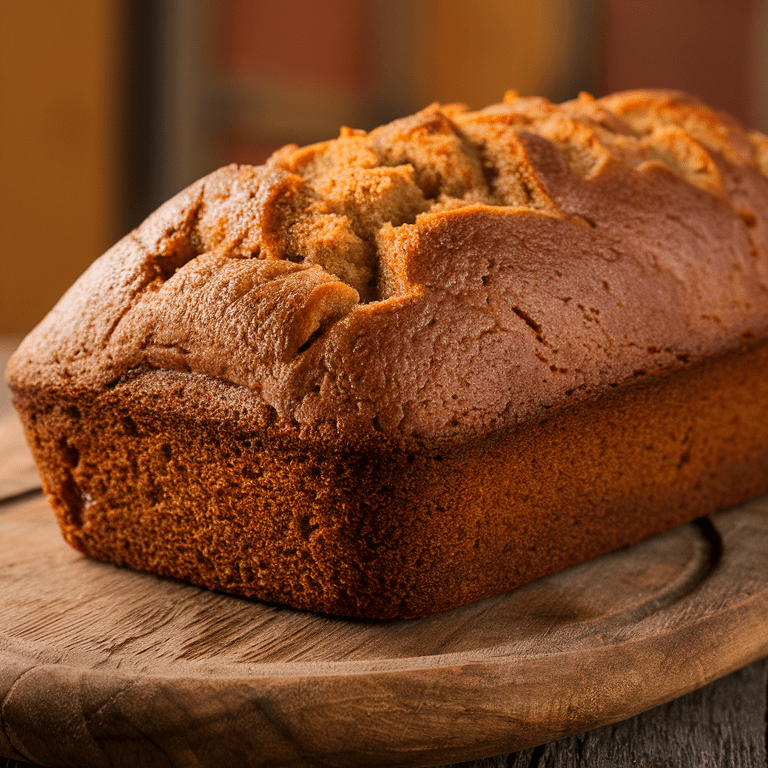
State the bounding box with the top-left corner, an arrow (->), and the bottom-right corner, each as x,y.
7,89 -> 768,618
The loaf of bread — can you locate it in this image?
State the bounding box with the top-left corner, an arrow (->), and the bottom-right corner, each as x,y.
7,90 -> 768,618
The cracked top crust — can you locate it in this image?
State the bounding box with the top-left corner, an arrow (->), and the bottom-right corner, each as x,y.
8,89 -> 768,446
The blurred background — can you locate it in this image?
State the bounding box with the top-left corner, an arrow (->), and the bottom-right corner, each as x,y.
2,0 -> 768,341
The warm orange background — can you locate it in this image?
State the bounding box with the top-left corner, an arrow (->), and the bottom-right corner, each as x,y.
2,0 -> 766,335
0,2 -> 123,335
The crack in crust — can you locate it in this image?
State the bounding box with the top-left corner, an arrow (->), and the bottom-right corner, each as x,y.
7,88 -> 768,441
187,89 -> 767,308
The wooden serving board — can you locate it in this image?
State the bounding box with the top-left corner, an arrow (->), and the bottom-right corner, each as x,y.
1,415 -> 768,768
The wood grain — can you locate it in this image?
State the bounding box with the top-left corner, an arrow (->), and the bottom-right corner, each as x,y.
1,469 -> 767,766
500,658 -> 768,767
5,656 -> 767,768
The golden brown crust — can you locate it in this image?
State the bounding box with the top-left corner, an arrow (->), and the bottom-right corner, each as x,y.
8,89 -> 768,445
7,89 -> 768,617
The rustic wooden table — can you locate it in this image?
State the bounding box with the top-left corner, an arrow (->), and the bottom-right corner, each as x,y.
2,337 -> 767,768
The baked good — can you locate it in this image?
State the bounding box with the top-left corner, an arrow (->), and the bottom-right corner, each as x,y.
7,89 -> 768,619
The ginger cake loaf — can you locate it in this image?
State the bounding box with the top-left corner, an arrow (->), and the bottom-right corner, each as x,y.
7,89 -> 768,619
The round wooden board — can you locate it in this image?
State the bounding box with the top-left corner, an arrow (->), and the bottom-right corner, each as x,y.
1,491 -> 767,768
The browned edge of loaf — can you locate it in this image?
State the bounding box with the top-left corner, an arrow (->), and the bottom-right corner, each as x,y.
6,89 -> 768,618
10,336 -> 768,619
7,89 -> 768,450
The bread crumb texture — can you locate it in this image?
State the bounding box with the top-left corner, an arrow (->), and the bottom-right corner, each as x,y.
8,89 -> 768,444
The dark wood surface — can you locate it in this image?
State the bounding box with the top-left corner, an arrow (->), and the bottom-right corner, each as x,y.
1,414 -> 767,767
2,621 -> 767,768
1,651 -> 766,768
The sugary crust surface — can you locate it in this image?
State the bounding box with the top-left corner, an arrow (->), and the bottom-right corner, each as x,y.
8,89 -> 768,447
